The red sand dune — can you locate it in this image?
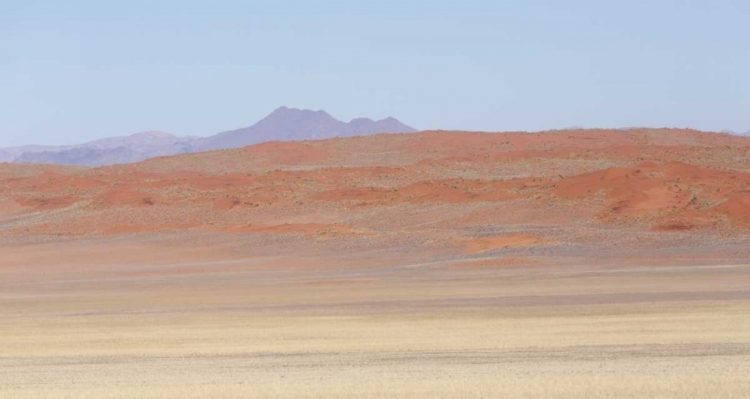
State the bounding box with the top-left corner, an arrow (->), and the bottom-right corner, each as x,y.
711,191 -> 750,227
2,129 -> 750,244
554,161 -> 750,228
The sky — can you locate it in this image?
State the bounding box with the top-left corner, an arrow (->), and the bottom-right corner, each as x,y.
1,0 -> 749,146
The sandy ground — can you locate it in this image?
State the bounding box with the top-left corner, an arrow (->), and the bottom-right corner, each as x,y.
2,129 -> 750,397
2,235 -> 750,398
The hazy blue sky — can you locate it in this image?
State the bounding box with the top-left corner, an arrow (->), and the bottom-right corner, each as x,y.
1,0 -> 748,146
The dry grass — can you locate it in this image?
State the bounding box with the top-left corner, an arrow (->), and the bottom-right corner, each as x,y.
3,307 -> 750,398
2,237 -> 750,398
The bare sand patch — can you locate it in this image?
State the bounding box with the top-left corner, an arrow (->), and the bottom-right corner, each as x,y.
448,256 -> 536,268
461,234 -> 544,253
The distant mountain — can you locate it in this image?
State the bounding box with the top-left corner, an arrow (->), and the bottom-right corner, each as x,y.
193,107 -> 417,151
13,131 -> 197,167
0,145 -> 74,163
15,146 -> 142,166
721,129 -> 750,136
6,108 -> 416,167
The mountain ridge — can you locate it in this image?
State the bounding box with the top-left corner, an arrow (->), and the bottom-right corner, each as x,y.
6,108 -> 416,167
192,107 -> 416,151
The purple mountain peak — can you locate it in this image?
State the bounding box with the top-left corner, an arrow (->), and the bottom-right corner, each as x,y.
6,107 -> 417,166
195,107 -> 417,151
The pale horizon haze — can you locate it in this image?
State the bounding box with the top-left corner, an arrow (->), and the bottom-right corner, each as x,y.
1,0 -> 749,147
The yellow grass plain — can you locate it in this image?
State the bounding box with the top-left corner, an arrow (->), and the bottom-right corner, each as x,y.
2,235 -> 750,398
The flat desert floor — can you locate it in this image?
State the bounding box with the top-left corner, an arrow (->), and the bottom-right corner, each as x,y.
3,129 -> 750,397
2,234 -> 750,398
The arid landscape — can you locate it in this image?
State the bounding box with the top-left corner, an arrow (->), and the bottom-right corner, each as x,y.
2,128 -> 750,397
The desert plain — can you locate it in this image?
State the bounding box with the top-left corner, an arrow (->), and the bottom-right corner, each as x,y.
2,129 -> 750,398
